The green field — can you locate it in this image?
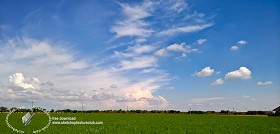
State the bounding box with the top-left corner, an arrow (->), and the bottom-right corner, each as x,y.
0,113 -> 279,133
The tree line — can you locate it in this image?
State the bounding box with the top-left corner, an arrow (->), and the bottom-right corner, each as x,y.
1,106 -> 279,116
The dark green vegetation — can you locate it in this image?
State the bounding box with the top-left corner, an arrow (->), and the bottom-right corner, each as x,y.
0,113 -> 279,134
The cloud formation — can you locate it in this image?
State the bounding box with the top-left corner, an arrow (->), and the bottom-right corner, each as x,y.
257,81 -> 272,85
157,24 -> 213,37
196,39 -> 207,45
0,37 -> 168,109
110,1 -> 153,39
230,45 -> 239,51
194,66 -> 215,77
155,42 -> 197,57
9,73 -> 39,90
237,40 -> 247,45
211,78 -> 224,85
230,40 -> 248,51
191,97 -> 226,103
225,67 -> 252,80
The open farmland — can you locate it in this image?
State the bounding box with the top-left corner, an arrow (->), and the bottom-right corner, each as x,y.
0,113 -> 279,133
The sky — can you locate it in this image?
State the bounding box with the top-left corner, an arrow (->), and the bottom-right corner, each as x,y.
0,0 -> 279,111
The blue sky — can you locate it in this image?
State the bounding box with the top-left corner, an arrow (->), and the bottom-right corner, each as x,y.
0,0 -> 279,111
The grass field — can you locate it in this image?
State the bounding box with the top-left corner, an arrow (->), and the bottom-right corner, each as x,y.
0,113 -> 279,133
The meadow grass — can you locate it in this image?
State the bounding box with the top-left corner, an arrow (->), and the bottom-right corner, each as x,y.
0,113 -> 279,133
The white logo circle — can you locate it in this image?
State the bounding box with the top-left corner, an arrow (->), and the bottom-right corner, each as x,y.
6,107 -> 51,133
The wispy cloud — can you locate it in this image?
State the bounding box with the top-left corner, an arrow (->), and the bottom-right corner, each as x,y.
191,97 -> 226,103
196,39 -> 207,45
118,56 -> 157,70
110,1 -> 154,39
157,23 -> 213,37
257,81 -> 272,85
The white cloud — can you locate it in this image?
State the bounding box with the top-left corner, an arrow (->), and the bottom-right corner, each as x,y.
154,48 -> 168,56
196,39 -> 207,45
145,96 -> 168,106
119,56 -> 157,70
128,45 -> 155,54
168,0 -> 187,13
211,78 -> 224,85
111,21 -> 153,38
229,40 -> 247,51
110,2 -> 154,39
237,40 -> 247,45
175,53 -> 187,59
166,43 -> 186,52
185,11 -> 205,22
113,44 -> 155,58
157,23 -> 213,36
257,81 -> 273,85
191,97 -> 226,103
0,37 -> 168,109
155,43 -> 198,57
9,73 -> 39,90
225,67 -> 252,80
141,68 -> 156,73
230,45 -> 239,51
194,66 -> 215,77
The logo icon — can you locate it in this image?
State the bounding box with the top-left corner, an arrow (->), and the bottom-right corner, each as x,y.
22,112 -> 35,126
6,106 -> 51,133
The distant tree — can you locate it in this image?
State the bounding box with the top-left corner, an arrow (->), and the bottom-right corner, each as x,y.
0,106 -> 8,113
220,110 -> 229,114
50,109 -> 54,113
64,109 -> 72,113
10,107 -> 18,112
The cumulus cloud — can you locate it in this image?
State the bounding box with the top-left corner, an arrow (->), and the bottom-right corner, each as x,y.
157,23 -> 213,37
230,45 -> 239,51
9,73 -> 40,90
155,42 -> 198,57
225,67 -> 252,80
143,96 -> 168,106
257,81 -> 272,85
237,40 -> 247,45
194,66 -> 215,77
230,40 -> 248,51
211,78 -> 224,85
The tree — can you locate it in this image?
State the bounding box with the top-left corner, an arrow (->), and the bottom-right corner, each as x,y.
10,107 -> 17,112
0,106 -> 8,113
